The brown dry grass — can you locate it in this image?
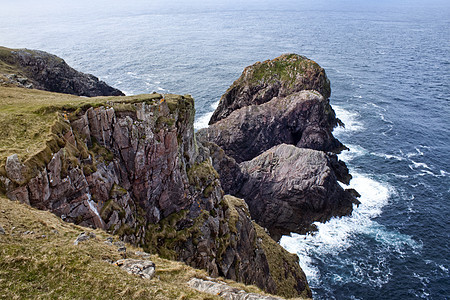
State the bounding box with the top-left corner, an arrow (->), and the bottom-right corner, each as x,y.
0,196 -> 222,299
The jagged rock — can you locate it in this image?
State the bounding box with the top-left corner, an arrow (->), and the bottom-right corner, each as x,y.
115,259 -> 155,280
238,144 -> 359,240
5,154 -> 27,185
198,90 -> 343,163
0,46 -> 124,96
187,278 -> 284,300
73,231 -> 96,245
197,139 -> 247,195
210,53 -> 331,124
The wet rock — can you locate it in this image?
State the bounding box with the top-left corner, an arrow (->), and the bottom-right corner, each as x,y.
114,259 -> 155,280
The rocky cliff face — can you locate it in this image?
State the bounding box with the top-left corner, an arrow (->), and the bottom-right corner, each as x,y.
198,54 -> 359,242
198,90 -> 344,163
209,53 -> 331,124
0,46 -> 124,96
0,90 -> 310,298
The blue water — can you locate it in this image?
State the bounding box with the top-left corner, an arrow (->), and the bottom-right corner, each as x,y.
1,1 -> 449,299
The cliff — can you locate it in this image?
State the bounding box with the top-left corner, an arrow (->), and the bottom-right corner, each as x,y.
198,54 -> 359,240
0,46 -> 124,97
0,86 -> 310,298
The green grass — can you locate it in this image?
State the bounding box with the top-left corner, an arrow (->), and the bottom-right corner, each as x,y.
246,54 -> 321,86
0,86 -> 162,171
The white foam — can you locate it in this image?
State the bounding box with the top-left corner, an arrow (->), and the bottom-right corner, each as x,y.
333,105 -> 364,135
409,160 -> 432,170
280,172 -> 419,287
371,152 -> 405,161
194,111 -> 214,130
194,100 -> 220,130
338,144 -> 367,163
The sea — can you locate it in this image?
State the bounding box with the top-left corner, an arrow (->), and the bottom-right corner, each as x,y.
1,0 -> 449,299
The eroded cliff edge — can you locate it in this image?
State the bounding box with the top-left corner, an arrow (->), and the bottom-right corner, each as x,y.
0,87 -> 310,298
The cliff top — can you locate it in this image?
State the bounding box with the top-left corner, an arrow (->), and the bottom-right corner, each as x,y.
0,85 -> 190,171
209,53 -> 331,124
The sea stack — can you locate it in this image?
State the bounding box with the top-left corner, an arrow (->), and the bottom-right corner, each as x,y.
198,53 -> 359,240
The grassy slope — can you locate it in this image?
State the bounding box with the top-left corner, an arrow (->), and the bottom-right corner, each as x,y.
0,195 -> 281,299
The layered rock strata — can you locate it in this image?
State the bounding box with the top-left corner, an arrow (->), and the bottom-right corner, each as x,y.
0,46 -> 124,96
0,91 -> 310,298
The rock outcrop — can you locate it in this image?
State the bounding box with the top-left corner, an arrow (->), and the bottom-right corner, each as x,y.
198,90 -> 344,163
0,89 -> 310,298
0,46 -> 124,96
115,259 -> 156,280
209,53 -> 331,124
187,278 -> 284,300
238,144 -> 359,240
199,54 -> 358,242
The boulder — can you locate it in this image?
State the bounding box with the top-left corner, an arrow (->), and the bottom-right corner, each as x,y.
198,90 -> 344,163
237,144 -> 359,241
114,259 -> 156,280
210,53 -> 331,124
73,231 -> 96,245
187,277 -> 284,300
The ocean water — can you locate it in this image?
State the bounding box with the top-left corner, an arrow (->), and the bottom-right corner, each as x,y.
1,1 -> 449,299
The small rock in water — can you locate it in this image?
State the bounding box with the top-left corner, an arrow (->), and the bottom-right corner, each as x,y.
114,259 -> 156,280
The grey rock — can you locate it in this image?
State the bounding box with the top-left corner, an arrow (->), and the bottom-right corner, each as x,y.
238,144 -> 359,240
5,154 -> 27,185
198,90 -> 343,163
1,47 -> 124,97
73,231 -> 96,245
113,241 -> 125,248
187,278 -> 284,300
135,251 -> 151,259
0,225 -> 5,235
114,259 -> 156,280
